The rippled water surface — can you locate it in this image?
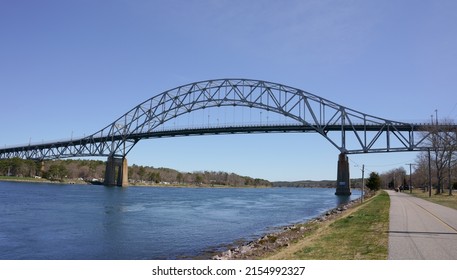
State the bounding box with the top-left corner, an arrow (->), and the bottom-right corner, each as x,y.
0,181 -> 359,259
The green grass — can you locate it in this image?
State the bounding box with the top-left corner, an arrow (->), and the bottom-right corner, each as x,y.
407,188 -> 457,210
293,191 -> 390,260
0,175 -> 47,182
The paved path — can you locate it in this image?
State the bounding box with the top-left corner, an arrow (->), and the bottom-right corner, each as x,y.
387,190 -> 457,259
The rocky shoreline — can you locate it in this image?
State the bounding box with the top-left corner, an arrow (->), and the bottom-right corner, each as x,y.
211,195 -> 368,260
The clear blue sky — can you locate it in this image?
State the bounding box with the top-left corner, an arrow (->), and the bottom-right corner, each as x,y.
1,0 -> 456,181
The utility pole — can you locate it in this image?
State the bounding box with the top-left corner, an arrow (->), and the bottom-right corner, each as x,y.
361,164 -> 365,203
449,159 -> 452,196
428,148 -> 432,198
406,163 -> 414,194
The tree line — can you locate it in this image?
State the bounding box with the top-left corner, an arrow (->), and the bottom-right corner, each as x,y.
0,158 -> 271,187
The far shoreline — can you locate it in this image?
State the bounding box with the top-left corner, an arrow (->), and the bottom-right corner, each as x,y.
0,176 -> 341,189
0,176 -> 273,189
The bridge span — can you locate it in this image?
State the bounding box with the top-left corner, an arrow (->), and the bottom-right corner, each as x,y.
0,79 -> 453,195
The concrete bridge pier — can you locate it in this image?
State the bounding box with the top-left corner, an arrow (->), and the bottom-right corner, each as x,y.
335,153 -> 351,195
104,156 -> 129,187
39,161 -> 45,176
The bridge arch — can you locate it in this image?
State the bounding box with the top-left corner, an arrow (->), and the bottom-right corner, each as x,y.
92,78 -> 418,159
97,78 -> 331,156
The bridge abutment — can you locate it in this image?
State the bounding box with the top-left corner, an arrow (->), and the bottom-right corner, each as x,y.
335,153 -> 351,195
104,156 -> 129,187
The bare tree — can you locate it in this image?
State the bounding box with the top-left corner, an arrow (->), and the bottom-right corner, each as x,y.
447,125 -> 457,195
413,152 -> 433,192
423,121 -> 457,195
381,167 -> 406,190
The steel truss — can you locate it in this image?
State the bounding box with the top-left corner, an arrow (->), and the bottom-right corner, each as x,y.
0,79 -> 450,160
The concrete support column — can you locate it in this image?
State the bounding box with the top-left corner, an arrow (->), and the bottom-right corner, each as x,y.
120,157 -> 128,187
335,153 -> 351,195
104,156 -> 129,187
40,161 -> 45,176
104,156 -> 116,186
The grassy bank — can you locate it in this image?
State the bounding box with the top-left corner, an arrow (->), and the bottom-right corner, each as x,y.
265,191 -> 390,260
407,188 -> 457,210
0,175 -> 51,183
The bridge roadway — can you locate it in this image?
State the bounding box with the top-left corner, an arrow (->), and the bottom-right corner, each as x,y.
0,123 -> 427,159
388,190 -> 457,259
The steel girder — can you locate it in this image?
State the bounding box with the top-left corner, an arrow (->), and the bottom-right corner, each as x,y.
0,79 -> 449,160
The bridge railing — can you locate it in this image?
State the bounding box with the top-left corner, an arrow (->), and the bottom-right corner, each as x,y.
0,121 -> 446,151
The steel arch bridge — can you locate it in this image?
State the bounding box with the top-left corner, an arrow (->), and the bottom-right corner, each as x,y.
0,78 -> 448,194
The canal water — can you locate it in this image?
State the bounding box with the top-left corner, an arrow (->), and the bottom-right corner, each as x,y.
0,181 -> 359,260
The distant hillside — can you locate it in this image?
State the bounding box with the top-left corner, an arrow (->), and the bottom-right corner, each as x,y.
273,178 -> 364,188
0,158 -> 271,187
1,158 -> 365,189
272,180 -> 335,188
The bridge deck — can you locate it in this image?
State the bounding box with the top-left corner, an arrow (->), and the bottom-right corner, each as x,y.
1,123 -> 424,152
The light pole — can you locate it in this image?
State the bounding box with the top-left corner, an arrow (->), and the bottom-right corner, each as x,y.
354,163 -> 365,203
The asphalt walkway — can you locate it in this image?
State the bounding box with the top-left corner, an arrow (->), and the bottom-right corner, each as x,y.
387,190 -> 457,259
